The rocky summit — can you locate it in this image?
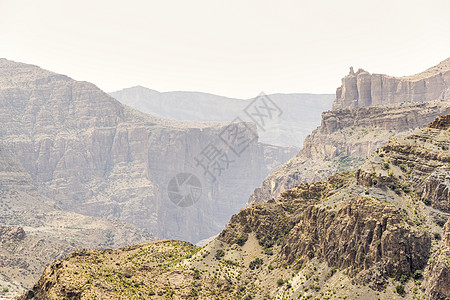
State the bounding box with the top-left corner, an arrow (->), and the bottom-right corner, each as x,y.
333,58 -> 450,109
19,116 -> 450,299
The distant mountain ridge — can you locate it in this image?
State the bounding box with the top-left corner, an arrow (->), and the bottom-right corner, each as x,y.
109,86 -> 335,147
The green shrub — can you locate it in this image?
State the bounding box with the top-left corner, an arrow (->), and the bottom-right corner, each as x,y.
413,270 -> 423,279
215,249 -> 225,260
327,267 -> 337,278
193,269 -> 201,280
423,198 -> 431,206
249,257 -> 263,270
399,275 -> 409,284
277,278 -> 285,286
236,235 -> 248,246
401,184 -> 411,193
264,247 -> 273,256
433,232 -> 441,240
395,285 -> 405,296
436,218 -> 447,227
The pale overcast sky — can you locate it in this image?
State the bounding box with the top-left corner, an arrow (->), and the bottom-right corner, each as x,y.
1,0 -> 449,98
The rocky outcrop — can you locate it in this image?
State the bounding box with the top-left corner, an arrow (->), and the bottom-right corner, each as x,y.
355,115 -> 450,213
425,219 -> 450,300
0,226 -> 25,243
249,58 -> 450,207
333,58 -> 450,109
281,198 -> 430,287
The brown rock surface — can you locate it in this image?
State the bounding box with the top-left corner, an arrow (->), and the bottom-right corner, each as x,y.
425,218 -> 450,300
0,226 -> 25,243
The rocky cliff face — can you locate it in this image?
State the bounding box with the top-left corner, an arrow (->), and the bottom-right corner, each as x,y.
0,143 -> 151,298
333,58 -> 450,109
21,116 -> 450,299
0,58 -> 294,244
249,99 -> 450,206
425,218 -> 450,300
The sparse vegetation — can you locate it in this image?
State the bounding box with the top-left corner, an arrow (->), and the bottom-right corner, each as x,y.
249,257 -> 263,270
395,284 -> 405,296
435,218 -> 447,227
214,249 -> 225,260
236,235 -> 248,246
277,278 -> 285,286
413,270 -> 423,279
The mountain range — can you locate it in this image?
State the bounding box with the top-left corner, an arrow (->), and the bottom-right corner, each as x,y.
109,87 -> 334,147
1,57 -> 449,299
20,114 -> 450,300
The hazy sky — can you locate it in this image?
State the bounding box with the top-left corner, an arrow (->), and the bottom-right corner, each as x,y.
1,0 -> 449,98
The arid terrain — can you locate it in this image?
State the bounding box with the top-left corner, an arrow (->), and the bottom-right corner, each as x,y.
19,115 -> 450,299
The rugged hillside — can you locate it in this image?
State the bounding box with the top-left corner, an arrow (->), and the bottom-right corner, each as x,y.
249,99 -> 450,206
0,58 -> 295,243
249,58 -> 450,206
333,58 -> 450,109
109,86 -> 334,147
20,116 -> 450,300
0,144 -> 151,298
